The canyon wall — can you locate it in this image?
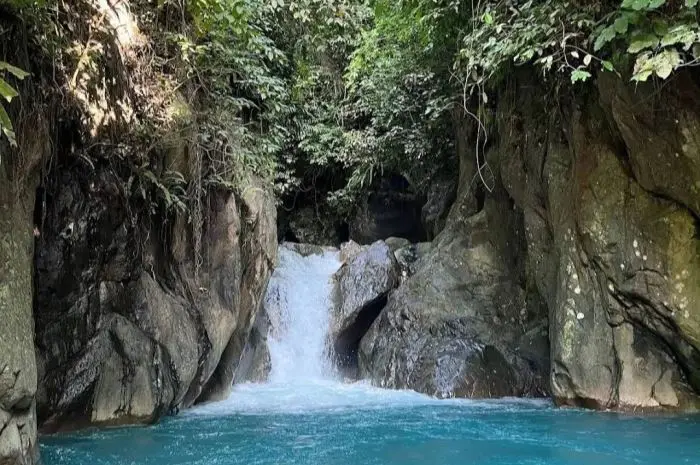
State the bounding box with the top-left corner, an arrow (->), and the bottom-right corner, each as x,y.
356,71 -> 700,411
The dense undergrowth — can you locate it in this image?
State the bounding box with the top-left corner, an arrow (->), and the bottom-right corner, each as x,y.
0,0 -> 698,225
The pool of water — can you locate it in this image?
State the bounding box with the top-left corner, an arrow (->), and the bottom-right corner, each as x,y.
41,380 -> 700,465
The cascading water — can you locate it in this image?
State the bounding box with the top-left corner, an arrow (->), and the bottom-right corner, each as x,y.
189,244 -> 443,415
264,246 -> 341,382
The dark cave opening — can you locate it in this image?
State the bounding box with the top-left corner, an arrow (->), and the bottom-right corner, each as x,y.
333,295 -> 388,379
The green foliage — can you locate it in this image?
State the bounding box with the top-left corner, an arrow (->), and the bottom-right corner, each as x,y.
0,61 -> 29,147
129,165 -> 188,215
8,0 -> 698,229
593,0 -> 700,81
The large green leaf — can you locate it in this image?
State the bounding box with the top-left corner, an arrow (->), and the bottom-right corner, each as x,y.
628,33 -> 659,53
613,16 -> 629,34
0,102 -> 16,146
0,78 -> 18,103
621,0 -> 651,10
0,62 -> 29,80
653,48 -> 682,79
594,26 -> 617,51
660,24 -> 697,49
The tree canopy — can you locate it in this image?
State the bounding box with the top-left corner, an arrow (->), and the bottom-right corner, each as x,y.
1,0 -> 698,219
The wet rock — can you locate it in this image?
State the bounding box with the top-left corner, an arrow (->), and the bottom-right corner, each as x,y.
358,196 -> 549,398
282,242 -> 336,257
234,308 -> 271,384
339,240 -> 364,263
330,241 -> 400,378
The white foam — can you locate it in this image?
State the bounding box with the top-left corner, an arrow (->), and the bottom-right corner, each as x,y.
188,380 -> 446,416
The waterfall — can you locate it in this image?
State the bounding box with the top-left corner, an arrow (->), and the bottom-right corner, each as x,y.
263,245 -> 342,383
187,243 -> 441,416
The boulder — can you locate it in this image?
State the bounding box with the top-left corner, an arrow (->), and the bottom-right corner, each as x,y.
358,197 -> 549,398
330,241 -> 400,378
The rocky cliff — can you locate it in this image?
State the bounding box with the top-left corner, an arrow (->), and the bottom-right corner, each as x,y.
33,163 -> 276,431
0,111 -> 47,465
354,70 -> 700,411
0,1 -> 279,463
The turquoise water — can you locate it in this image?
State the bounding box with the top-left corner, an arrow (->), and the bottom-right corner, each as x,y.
42,381 -> 700,465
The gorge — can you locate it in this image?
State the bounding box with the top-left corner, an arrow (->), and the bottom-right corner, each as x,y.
0,0 -> 699,464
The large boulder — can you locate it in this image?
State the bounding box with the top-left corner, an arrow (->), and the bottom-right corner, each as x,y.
330,241 -> 400,377
34,164 -> 277,431
358,193 -> 550,398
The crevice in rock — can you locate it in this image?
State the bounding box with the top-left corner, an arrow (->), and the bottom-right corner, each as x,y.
333,295 -> 388,379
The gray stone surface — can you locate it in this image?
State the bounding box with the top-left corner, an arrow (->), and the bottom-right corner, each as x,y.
34,167 -> 277,431
331,241 -> 400,378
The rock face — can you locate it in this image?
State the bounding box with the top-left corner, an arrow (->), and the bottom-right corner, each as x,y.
359,70 -> 700,410
358,70 -> 700,410
33,163 -> 277,431
350,175 -> 426,244
421,177 -> 456,240
0,117 -> 47,465
330,241 -> 400,377
496,71 -> 700,410
358,194 -> 549,398
233,308 -> 272,384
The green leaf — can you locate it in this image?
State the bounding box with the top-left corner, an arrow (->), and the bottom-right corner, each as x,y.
613,16 -> 629,34
685,0 -> 698,7
602,60 -> 615,72
653,48 -> 682,79
0,102 -> 16,146
482,12 -> 493,25
571,69 -> 592,83
628,33 -> 659,53
594,26 -> 617,51
0,78 -> 18,103
632,52 -> 654,81
647,0 -> 666,9
632,49 -> 682,81
0,62 -> 29,80
622,0 -> 650,10
584,54 -> 593,66
660,25 -> 697,49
